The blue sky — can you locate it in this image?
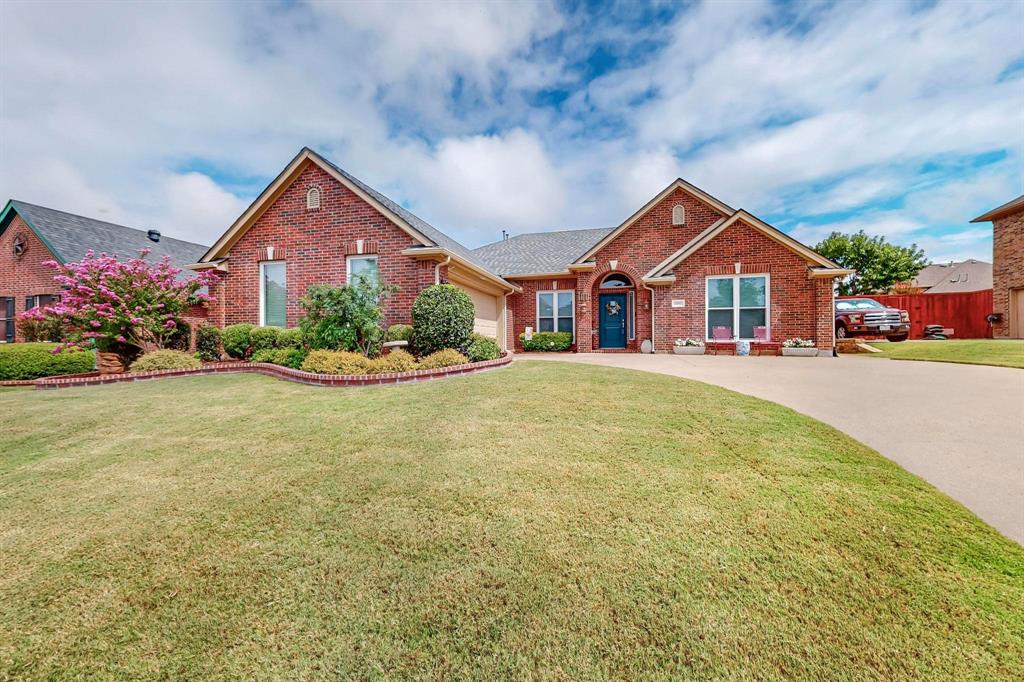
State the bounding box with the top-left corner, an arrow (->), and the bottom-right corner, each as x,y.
1,0 -> 1021,263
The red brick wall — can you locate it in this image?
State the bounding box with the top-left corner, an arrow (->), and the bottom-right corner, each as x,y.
0,215 -> 62,341
992,208 -> 1023,338
505,277 -> 577,350
217,162 -> 438,328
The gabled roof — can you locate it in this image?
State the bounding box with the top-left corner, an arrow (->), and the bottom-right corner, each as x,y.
971,194 -> 1024,223
0,199 -> 208,270
644,209 -> 845,281
197,148 -> 516,292
573,178 -> 735,264
912,260 -> 992,293
472,227 -> 614,277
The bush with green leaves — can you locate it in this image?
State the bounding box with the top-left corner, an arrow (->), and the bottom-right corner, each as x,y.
519,331 -> 572,352
15,312 -> 64,342
251,347 -> 307,369
299,278 -> 397,356
411,284 -> 474,356
194,324 -> 222,361
367,349 -> 418,374
0,343 -> 95,380
129,350 -> 201,373
300,349 -> 371,375
385,324 -> 413,343
222,324 -> 254,359
417,348 -> 470,370
466,333 -> 501,362
165,319 -> 192,352
276,328 -> 304,349
250,326 -> 282,353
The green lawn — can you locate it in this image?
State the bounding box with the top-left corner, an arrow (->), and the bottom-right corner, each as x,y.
868,339 -> 1024,369
1,362 -> 1021,679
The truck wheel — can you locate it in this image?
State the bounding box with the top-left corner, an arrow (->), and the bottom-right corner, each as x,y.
835,323 -> 848,339
886,334 -> 908,342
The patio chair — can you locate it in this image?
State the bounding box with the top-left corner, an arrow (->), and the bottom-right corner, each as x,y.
711,326 -> 732,354
753,326 -> 768,342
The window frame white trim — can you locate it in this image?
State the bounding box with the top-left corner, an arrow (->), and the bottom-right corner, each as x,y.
536,289 -> 575,340
704,273 -> 770,342
259,260 -> 287,327
345,254 -> 379,285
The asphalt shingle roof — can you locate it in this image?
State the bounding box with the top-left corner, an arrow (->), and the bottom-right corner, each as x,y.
5,200 -> 208,272
471,227 -> 614,276
912,259 -> 992,293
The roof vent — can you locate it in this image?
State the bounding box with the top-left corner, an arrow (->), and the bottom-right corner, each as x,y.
147,229 -> 161,243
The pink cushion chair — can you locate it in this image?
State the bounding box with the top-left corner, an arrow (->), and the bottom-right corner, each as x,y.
712,326 -> 732,341
753,326 -> 768,342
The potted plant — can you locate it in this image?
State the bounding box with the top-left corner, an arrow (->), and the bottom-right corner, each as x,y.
673,338 -> 705,355
781,338 -> 819,357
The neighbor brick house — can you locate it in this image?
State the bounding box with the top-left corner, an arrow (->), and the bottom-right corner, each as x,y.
192,148 -> 850,354
972,194 -> 1024,339
0,200 -> 208,342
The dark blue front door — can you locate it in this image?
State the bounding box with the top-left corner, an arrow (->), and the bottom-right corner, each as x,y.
599,293 -> 626,348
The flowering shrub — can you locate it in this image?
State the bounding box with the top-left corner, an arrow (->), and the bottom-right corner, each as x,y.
129,350 -> 201,373
15,311 -> 64,342
674,338 -> 704,347
519,331 -> 572,352
782,338 -> 816,348
25,250 -> 218,365
417,348 -> 469,370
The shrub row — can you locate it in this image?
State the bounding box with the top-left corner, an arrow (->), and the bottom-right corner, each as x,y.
130,350 -> 201,373
0,343 -> 96,380
519,331 -> 573,352
299,348 -> 468,375
220,324 -> 305,360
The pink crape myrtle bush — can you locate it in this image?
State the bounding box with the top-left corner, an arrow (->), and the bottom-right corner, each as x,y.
22,249 -> 219,363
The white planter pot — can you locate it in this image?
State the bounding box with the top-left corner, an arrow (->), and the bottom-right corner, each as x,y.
782,347 -> 819,357
673,346 -> 705,355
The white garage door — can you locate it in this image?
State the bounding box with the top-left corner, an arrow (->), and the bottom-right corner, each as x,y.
463,286 -> 499,339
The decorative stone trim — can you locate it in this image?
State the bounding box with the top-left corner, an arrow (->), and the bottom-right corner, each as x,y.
31,353 -> 513,390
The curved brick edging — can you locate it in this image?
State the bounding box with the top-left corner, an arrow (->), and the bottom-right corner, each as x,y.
32,353 -> 513,390
2,371 -> 102,388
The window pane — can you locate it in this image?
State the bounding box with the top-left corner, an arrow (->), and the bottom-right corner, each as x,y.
557,292 -> 573,317
538,293 -> 553,317
349,257 -> 379,285
708,309 -> 733,338
262,262 -> 287,327
739,308 -> 766,339
538,317 -> 554,332
739,277 -> 766,307
557,317 -> 573,333
707,278 -> 733,308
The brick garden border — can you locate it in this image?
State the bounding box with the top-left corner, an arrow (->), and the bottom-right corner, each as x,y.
28,352 -> 513,390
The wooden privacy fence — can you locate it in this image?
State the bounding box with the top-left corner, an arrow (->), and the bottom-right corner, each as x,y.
839,290 -> 994,339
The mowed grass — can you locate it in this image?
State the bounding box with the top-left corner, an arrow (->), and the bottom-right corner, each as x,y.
1,362 -> 1022,680
869,339 -> 1024,369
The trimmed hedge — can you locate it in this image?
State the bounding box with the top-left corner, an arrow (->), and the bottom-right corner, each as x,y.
417,349 -> 469,370
251,347 -> 307,369
520,331 -> 572,352
300,350 -> 371,375
222,324 -> 255,359
0,343 -> 95,380
194,325 -> 222,361
385,324 -> 413,343
277,328 -> 304,349
250,326 -> 282,353
466,333 -> 501,362
368,349 -> 418,374
130,350 -> 201,373
411,285 -> 474,355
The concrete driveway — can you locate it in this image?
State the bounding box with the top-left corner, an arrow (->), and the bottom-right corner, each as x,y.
526,352 -> 1024,543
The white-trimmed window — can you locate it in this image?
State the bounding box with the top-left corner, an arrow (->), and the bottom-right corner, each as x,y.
672,204 -> 686,226
706,274 -> 769,341
306,186 -> 321,210
346,255 -> 379,285
259,261 -> 287,327
537,290 -> 574,338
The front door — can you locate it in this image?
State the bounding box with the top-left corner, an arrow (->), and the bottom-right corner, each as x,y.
599,293 -> 627,348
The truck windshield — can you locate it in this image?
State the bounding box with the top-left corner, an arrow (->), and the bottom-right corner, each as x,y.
836,299 -> 885,311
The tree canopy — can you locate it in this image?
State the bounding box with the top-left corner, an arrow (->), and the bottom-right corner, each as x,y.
815,231 -> 928,295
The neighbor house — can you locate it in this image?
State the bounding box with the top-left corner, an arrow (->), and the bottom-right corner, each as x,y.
190,148 -> 850,354
972,194 -> 1024,339
0,200 -> 208,342
910,259 -> 992,294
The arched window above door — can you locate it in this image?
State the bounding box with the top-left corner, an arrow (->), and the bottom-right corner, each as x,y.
600,273 -> 633,288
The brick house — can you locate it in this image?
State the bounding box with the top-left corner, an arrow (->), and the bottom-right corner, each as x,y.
193,148 -> 850,355
972,194 -> 1024,339
0,200 -> 208,342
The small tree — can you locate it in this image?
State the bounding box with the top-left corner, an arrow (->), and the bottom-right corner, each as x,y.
30,249 -> 219,365
298,275 -> 397,356
815,231 -> 928,295
411,284 -> 475,355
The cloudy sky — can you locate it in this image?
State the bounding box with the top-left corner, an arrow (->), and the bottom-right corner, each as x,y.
1,0 -> 1021,263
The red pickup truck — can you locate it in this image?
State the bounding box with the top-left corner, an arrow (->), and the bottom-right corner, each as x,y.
835,298 -> 911,342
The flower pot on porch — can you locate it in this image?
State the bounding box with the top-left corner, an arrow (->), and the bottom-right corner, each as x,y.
781,347 -> 819,357
673,346 -> 705,355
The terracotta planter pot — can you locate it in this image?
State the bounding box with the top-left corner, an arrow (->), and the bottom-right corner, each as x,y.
97,351 -> 126,374
673,346 -> 705,355
781,347 -> 819,357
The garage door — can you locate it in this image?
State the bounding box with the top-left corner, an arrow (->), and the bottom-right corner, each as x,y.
462,286 -> 499,339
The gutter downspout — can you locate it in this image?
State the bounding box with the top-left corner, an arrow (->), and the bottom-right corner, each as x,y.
642,282 -> 656,353
434,255 -> 451,285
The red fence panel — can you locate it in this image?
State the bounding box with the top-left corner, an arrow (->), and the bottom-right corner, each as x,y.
839,290 -> 994,339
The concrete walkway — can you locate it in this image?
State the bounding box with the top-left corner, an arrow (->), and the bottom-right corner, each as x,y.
526,352 -> 1024,543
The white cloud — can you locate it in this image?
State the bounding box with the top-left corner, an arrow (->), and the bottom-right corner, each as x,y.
153,173 -> 249,244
